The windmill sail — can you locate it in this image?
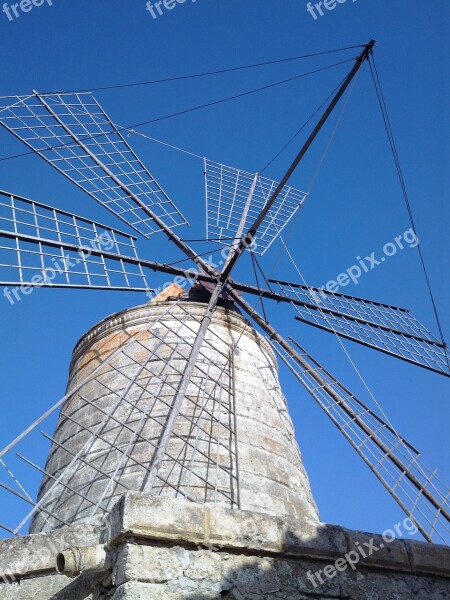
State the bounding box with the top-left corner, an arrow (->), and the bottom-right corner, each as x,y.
0,191 -> 152,291
0,93 -> 189,238
271,337 -> 450,545
269,279 -> 450,377
204,159 -> 307,255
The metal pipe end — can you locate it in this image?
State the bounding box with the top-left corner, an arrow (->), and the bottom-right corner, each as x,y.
56,545 -> 111,578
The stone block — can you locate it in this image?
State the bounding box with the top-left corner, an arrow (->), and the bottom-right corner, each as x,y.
112,581 -> 222,600
281,519 -> 347,559
0,521 -> 102,578
108,494 -> 206,546
0,572 -> 104,600
406,539 -> 450,576
207,506 -> 281,552
181,549 -> 223,582
345,530 -> 411,571
114,544 -> 184,586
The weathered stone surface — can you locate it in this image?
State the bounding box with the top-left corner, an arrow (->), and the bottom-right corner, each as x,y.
31,301 -> 318,533
0,521 -> 102,577
207,505 -> 282,552
112,581 -> 215,600
344,529 -> 411,571
114,544 -> 184,585
281,519 -> 347,558
108,494 -> 207,546
407,538 -> 450,576
0,572 -> 104,600
1,495 -> 449,599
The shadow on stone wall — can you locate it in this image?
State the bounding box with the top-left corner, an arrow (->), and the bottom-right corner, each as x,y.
178,526 -> 448,600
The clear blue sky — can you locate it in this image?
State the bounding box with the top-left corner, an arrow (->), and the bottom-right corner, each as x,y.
0,0 -> 449,540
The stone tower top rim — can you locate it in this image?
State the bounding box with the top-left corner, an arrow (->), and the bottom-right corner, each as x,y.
70,300 -> 278,371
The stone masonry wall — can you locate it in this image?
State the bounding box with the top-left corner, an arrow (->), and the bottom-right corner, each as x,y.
1,493 -> 449,599
31,301 -> 318,533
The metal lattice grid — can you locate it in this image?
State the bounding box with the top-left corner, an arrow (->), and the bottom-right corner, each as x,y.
0,301 -> 240,536
0,93 -> 189,238
272,338 -> 450,545
0,191 -> 152,291
270,279 -> 450,377
204,159 -> 307,255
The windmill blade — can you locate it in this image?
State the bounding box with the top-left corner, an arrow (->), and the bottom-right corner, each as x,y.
269,278 -> 450,377
228,291 -> 450,544
204,159 -> 307,255
0,93 -> 189,238
271,337 -> 450,545
0,190 -> 153,291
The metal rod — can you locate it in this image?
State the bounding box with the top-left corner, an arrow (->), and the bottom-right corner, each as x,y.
268,277 -> 408,311
16,453 -> 101,510
230,349 -> 241,509
0,326 -> 147,460
0,482 -> 69,526
273,346 -> 434,543
0,229 -> 212,286
227,172 -> 258,256
231,291 -> 450,525
41,432 -> 131,492
34,93 -> 216,278
293,316 -> 450,377
142,283 -> 226,492
287,337 -> 419,453
0,189 -> 137,238
221,40 -> 376,281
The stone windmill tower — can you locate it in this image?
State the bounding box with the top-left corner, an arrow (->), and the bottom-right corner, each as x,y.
29,284 -> 319,535
0,41 -> 449,598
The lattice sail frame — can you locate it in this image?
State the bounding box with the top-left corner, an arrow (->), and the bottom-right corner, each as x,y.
0,301 -> 240,536
204,159 -> 307,255
269,279 -> 450,377
0,191 -> 152,291
271,338 -> 450,545
0,93 -> 189,238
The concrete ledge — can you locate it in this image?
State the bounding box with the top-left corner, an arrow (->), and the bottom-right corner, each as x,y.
1,492 -> 449,600
107,492 -> 450,579
0,521 -> 102,579
406,539 -> 450,576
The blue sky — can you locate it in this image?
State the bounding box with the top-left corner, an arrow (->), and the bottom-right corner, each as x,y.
0,0 -> 449,540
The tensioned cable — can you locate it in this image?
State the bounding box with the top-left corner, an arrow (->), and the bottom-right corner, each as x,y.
126,129 -> 203,160
0,58 -> 354,165
262,65 -> 443,488
306,68 -> 360,193
259,75 -> 347,174
165,246 -> 225,267
252,252 -> 274,294
265,72 -> 360,281
368,54 -> 449,369
43,45 -> 364,94
254,67 -> 450,527
250,251 -> 268,322
130,73 -> 348,167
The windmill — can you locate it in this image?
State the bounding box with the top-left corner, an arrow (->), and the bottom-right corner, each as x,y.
0,40 -> 449,546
